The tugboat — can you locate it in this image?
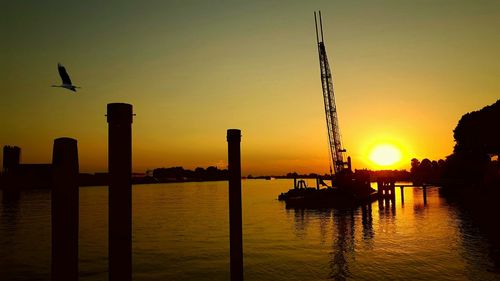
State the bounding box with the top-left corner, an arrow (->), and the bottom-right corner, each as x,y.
278,11 -> 377,208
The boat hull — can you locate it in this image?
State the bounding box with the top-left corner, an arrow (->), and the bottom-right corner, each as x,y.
278,185 -> 378,209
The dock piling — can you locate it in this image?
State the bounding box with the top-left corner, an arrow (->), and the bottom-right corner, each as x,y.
390,181 -> 396,199
107,103 -> 133,281
51,137 -> 79,281
227,129 -> 243,281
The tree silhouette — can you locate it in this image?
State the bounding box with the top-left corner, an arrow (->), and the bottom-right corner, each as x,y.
454,99 -> 500,155
443,99 -> 500,187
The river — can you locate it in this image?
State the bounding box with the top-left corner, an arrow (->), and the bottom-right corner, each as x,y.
0,180 -> 498,280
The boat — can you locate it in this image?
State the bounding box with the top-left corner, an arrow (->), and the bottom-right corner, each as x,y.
278,170 -> 378,208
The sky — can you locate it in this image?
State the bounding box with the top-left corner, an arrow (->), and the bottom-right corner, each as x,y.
1,0 -> 499,175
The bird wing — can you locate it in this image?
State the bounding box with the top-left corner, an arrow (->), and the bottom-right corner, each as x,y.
58,63 -> 72,85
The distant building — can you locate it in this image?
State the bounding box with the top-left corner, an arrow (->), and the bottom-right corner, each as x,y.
1,146 -> 52,189
3,145 -> 21,174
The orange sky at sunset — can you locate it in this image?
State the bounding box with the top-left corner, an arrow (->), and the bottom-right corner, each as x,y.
1,1 -> 499,175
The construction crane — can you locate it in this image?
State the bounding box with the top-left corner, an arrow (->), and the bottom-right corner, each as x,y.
314,11 -> 349,176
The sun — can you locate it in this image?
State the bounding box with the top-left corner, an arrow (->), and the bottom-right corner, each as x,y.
369,144 -> 402,167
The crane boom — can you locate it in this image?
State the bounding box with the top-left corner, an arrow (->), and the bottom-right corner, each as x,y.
314,11 -> 346,175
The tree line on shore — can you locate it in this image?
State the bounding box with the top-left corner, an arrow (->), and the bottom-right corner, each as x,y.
3,100 -> 498,189
150,166 -> 228,182
409,99 -> 500,190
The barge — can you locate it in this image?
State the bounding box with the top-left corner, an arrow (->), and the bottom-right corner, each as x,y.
278,170 -> 378,208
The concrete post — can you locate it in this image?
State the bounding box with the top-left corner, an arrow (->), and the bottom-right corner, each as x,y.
51,137 -> 79,281
227,129 -> 243,281
107,103 -> 133,281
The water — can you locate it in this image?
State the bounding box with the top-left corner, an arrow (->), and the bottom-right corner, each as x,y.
0,180 -> 498,280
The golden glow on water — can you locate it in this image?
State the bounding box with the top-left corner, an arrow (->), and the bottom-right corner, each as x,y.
0,181 -> 498,280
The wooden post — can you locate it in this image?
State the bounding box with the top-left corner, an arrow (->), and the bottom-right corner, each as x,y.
51,137 -> 79,281
400,186 -> 405,205
227,129 -> 243,281
423,186 -> 427,205
390,181 -> 396,199
107,103 -> 133,281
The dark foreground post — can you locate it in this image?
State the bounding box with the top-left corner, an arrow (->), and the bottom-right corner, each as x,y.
107,103 -> 133,281
227,129 -> 243,281
51,137 -> 79,281
423,186 -> 427,205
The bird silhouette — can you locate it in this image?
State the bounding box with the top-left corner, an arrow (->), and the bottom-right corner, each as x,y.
51,63 -> 80,92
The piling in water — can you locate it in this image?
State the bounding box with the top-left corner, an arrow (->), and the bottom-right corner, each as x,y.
107,103 -> 133,281
227,129 -> 243,281
51,137 -> 79,281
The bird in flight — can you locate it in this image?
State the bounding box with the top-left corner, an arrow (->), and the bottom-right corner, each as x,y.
52,63 -> 80,92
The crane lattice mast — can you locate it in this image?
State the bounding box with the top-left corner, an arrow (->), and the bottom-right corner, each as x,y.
314,11 -> 347,175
